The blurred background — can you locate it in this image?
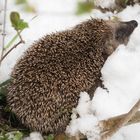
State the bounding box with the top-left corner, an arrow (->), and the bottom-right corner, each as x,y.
1,0 -> 137,46
0,0 -> 97,43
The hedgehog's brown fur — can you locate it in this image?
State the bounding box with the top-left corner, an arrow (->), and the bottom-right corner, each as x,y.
7,19 -> 137,134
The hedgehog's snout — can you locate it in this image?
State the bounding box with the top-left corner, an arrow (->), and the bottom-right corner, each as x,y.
126,20 -> 138,29
124,20 -> 138,34
115,20 -> 138,44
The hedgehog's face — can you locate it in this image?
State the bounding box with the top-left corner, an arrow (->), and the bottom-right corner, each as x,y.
105,20 -> 138,55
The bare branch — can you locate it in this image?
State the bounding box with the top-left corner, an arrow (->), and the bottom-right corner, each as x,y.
0,25 -> 25,64
0,0 -> 7,66
0,40 -> 24,63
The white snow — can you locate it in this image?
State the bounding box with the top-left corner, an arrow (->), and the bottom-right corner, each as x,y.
23,132 -> 44,140
66,92 -> 100,140
76,92 -> 92,116
94,0 -> 116,9
66,114 -> 100,140
92,45 -> 140,119
1,0 -> 140,140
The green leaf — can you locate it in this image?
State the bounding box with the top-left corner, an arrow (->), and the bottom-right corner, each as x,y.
0,79 -> 10,105
0,133 -> 9,140
46,134 -> 54,140
17,19 -> 28,30
76,1 -> 94,15
15,0 -> 36,13
4,33 -> 20,49
23,4 -> 36,13
0,79 -> 11,87
10,12 -> 20,29
15,0 -> 27,5
10,11 -> 29,31
125,0 -> 129,4
14,131 -> 23,140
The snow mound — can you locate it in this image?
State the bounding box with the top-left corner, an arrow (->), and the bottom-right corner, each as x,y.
66,92 -> 100,140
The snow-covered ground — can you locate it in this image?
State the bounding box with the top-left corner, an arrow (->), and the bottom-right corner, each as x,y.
1,0 -> 140,140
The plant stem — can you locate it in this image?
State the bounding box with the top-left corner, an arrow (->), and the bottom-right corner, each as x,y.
17,30 -> 25,43
0,40 -> 23,63
0,0 -> 7,66
4,30 -> 22,49
0,29 -> 25,64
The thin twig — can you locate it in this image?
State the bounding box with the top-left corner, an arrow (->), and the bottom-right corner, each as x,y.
0,40 -> 23,63
17,30 -> 25,43
0,0 -> 7,66
4,30 -> 22,49
0,30 -> 25,64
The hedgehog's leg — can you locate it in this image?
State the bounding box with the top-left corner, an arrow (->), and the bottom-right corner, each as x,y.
68,134 -> 81,140
54,133 -> 81,140
54,133 -> 68,140
87,78 -> 105,99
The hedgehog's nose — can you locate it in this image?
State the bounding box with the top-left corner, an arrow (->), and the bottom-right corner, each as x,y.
131,20 -> 138,28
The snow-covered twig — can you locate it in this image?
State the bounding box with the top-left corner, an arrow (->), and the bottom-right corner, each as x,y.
127,111 -> 140,125
100,99 -> 140,140
0,0 -> 7,66
64,100 -> 140,140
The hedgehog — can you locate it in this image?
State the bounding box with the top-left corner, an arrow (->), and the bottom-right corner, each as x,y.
7,19 -> 138,135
